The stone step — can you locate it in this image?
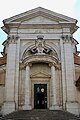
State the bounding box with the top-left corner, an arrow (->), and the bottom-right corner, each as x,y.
1,110 -> 80,120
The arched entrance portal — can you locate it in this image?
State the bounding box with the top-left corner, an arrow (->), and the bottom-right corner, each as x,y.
21,41 -> 59,110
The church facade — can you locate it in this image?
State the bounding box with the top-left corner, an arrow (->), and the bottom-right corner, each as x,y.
0,7 -> 80,115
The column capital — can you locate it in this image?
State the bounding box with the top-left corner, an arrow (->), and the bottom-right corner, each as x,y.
19,61 -> 32,70
49,63 -> 60,70
61,35 -> 73,43
19,62 -> 25,70
7,35 -> 19,44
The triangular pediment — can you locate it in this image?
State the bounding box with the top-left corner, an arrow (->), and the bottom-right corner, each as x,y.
30,72 -> 51,78
2,7 -> 78,34
21,16 -> 58,24
3,7 -> 76,24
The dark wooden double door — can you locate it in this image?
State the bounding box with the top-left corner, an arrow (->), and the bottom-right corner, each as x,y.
34,84 -> 47,109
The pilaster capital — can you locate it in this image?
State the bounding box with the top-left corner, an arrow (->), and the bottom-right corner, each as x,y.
19,60 -> 32,69
7,35 -> 19,44
19,61 -> 25,69
61,35 -> 73,43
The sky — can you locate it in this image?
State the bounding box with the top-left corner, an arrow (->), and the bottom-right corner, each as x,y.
0,0 -> 80,56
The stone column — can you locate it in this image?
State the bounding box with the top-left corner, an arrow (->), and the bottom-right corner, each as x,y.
62,35 -> 79,115
50,65 -> 58,110
23,65 -> 31,110
2,35 -> 18,115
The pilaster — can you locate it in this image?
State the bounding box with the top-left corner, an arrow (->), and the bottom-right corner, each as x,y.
62,35 -> 79,115
60,38 -> 66,109
2,35 -> 18,115
14,38 -> 20,110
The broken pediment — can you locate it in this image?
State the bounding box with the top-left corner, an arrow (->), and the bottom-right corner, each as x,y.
30,72 -> 51,78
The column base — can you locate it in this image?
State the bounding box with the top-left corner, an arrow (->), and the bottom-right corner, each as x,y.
23,104 -> 32,110
66,101 -> 79,115
2,101 -> 15,115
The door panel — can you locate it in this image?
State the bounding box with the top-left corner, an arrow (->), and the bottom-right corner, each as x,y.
34,84 -> 47,109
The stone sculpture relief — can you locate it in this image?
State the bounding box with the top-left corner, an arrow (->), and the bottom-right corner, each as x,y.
30,35 -> 52,55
